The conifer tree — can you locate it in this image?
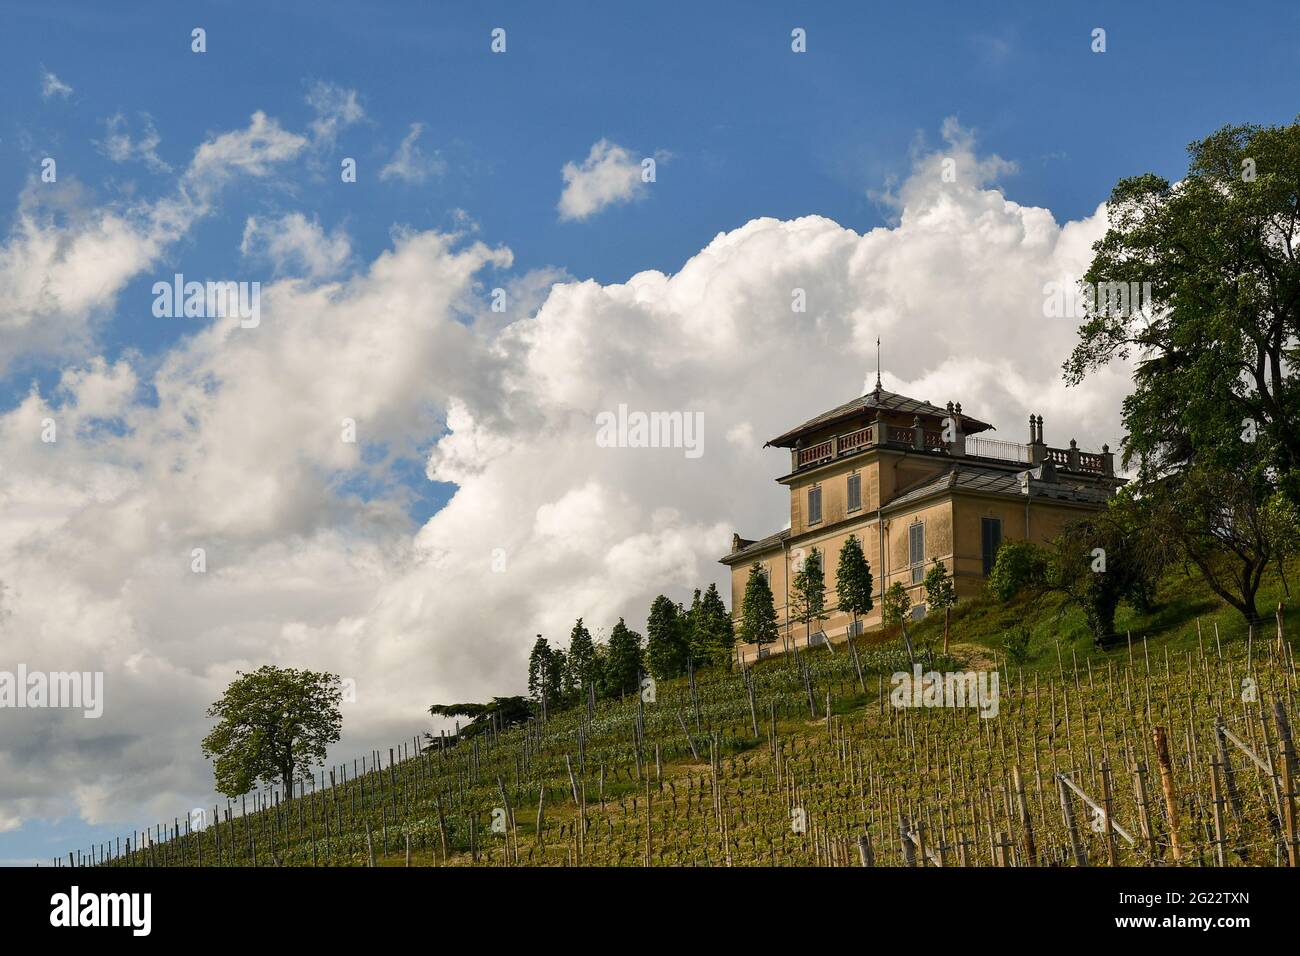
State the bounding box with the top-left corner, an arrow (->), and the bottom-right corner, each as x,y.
602,617 -> 644,697
646,594 -> 689,678
791,547 -> 827,649
739,562 -> 779,650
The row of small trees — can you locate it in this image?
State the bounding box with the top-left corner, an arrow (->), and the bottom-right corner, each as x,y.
525,583 -> 737,714
736,534 -> 957,650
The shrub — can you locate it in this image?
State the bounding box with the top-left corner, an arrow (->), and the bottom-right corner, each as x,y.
881,582 -> 911,627
987,540 -> 1048,602
1001,626 -> 1032,664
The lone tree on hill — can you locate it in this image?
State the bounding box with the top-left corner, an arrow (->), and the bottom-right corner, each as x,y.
201,665 -> 342,800
739,562 -> 779,651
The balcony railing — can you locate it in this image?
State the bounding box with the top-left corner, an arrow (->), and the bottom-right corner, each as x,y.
792,422 -> 1113,478
797,439 -> 835,467
966,436 -> 1031,464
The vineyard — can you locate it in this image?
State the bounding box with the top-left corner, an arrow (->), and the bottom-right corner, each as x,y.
69,610 -> 1300,868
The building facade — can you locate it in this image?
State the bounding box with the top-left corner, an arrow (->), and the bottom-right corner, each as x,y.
720,380 -> 1123,661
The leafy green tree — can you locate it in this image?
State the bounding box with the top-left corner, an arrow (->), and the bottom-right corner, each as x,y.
987,541 -> 1048,602
646,594 -> 689,678
739,562 -> 779,649
602,617 -> 644,697
1048,499 -> 1163,646
1144,462 -> 1271,623
791,547 -> 827,648
923,557 -> 957,652
567,618 -> 599,698
201,666 -> 342,799
1264,488 -> 1300,595
1064,119 -> 1300,499
881,582 -> 911,628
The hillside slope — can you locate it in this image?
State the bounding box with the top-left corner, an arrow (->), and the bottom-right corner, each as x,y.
75,565 -> 1300,868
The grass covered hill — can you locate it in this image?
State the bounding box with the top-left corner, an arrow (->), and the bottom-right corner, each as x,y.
75,562 -> 1300,868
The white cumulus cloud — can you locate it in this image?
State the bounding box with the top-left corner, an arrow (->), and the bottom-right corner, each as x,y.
557,139 -> 652,221
0,120 -> 1130,849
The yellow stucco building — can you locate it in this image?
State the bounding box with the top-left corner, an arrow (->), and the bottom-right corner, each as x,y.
720,379 -> 1122,661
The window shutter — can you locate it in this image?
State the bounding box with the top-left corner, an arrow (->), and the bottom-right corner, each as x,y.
981,517 -> 1002,576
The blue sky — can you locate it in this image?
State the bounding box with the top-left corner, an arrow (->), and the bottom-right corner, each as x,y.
6,0 -> 1297,385
2,0 -> 1298,865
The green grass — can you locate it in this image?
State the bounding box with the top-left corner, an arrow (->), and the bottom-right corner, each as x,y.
895,557 -> 1299,672
76,557 -> 1300,869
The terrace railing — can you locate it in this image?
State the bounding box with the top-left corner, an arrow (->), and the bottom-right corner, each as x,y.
793,423 -> 1110,476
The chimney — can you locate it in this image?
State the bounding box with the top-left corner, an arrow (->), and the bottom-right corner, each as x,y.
946,401 -> 965,458
1029,414 -> 1046,465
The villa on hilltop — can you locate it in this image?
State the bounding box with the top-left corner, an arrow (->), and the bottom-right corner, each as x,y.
720,375 -> 1123,661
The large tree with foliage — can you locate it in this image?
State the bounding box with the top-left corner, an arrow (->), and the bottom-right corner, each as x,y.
1064,119 -> 1300,495
1144,461 -> 1273,623
1048,497 -> 1164,646
646,594 -> 689,678
790,547 -> 827,649
738,562 -> 779,649
602,617 -> 644,697
201,665 -> 342,799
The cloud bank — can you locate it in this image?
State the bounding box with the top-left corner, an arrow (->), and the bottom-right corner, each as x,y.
0,118 -> 1128,847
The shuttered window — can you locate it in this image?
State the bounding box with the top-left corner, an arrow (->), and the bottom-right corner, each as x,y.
847,473 -> 862,512
808,486 -> 822,524
981,517 -> 1003,576
909,522 -> 924,584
